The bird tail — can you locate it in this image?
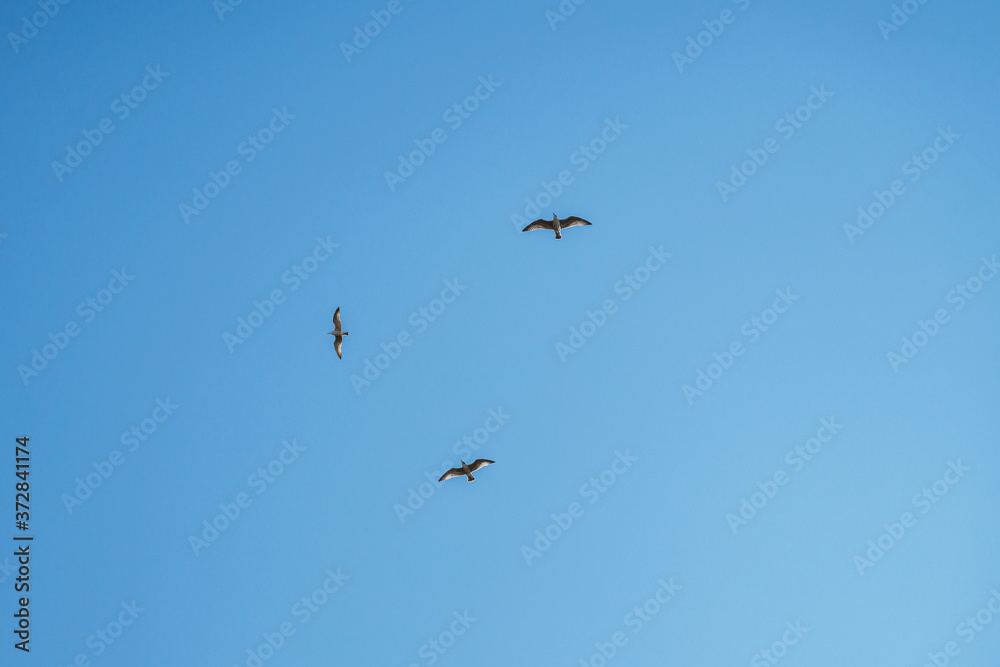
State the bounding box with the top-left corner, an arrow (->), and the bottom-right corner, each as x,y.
467,475 -> 475,482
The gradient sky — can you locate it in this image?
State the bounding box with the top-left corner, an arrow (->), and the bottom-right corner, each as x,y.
2,0 -> 999,665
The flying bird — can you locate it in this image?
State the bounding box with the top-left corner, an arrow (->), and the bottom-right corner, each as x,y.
522,214 -> 592,240
328,307 -> 349,359
438,459 -> 495,483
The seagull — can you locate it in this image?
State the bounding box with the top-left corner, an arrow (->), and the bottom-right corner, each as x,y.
522,214 -> 592,240
328,307 -> 349,359
438,459 -> 495,483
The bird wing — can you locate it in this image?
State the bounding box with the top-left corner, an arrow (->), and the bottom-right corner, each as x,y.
468,459 -> 495,472
333,307 -> 342,329
334,336 -> 343,359
438,467 -> 465,482
522,219 -> 554,232
560,216 -> 592,229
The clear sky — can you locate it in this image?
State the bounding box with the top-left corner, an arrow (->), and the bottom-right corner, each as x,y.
2,0 -> 999,665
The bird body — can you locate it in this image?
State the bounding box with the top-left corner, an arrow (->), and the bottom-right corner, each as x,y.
522,214 -> 592,239
438,459 -> 495,483
328,307 -> 349,359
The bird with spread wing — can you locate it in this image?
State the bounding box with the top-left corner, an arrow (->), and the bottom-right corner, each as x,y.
328,307 -> 349,359
521,214 -> 592,240
438,459 -> 495,483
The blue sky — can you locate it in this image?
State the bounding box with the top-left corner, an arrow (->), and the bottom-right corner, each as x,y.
1,0 -> 999,665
